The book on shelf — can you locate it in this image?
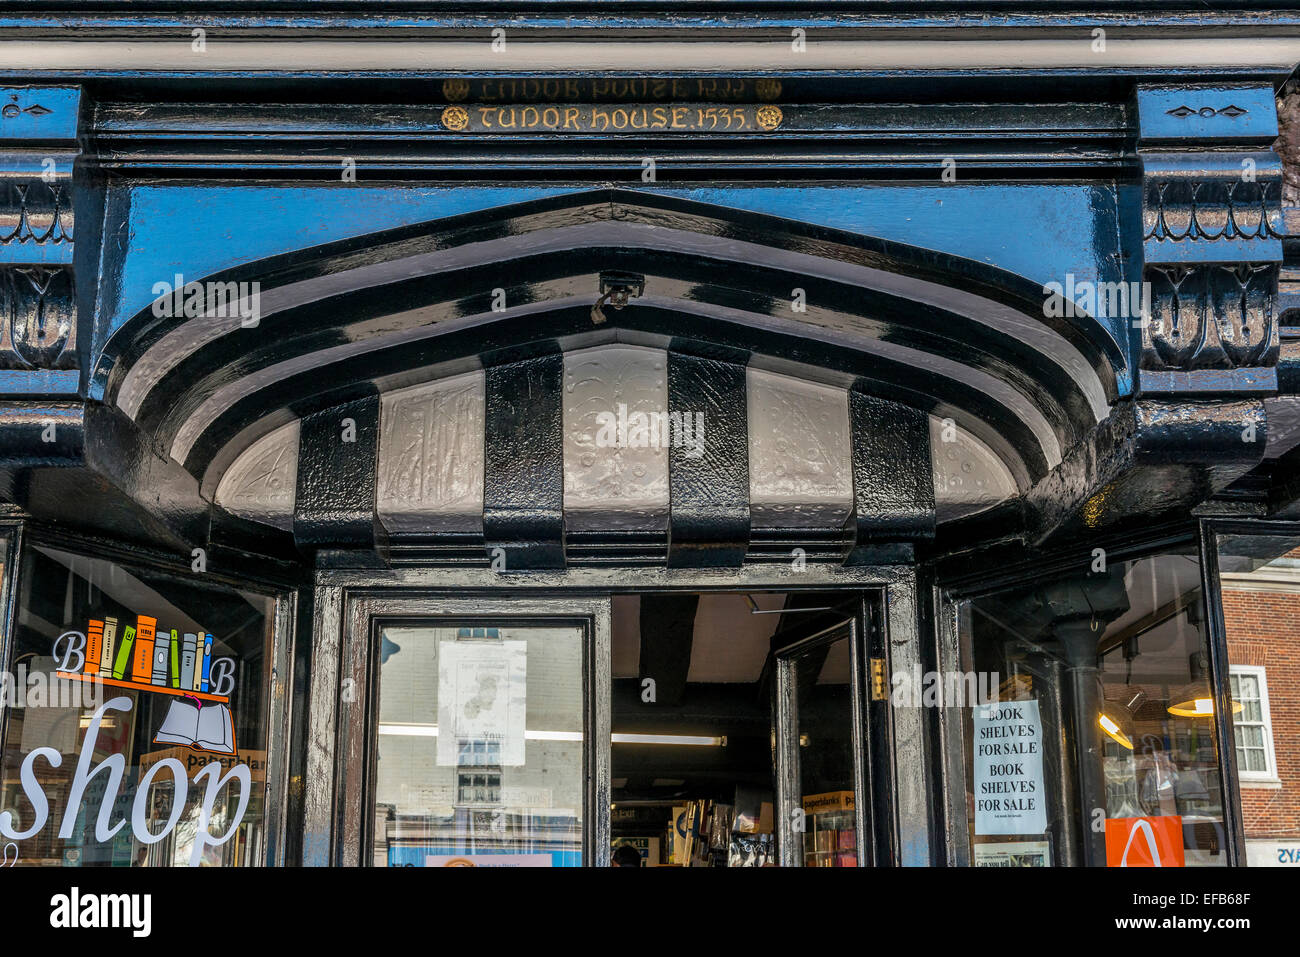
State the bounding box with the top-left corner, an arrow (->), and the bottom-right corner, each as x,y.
180,633 -> 198,690
151,629 -> 171,686
132,615 -> 157,682
169,630 -> 180,688
111,625 -> 136,680
200,634 -> 212,692
100,617 -> 117,674
85,619 -> 103,676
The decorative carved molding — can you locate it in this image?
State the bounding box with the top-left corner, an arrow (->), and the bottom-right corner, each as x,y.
0,266 -> 76,370
0,179 -> 74,245
1165,104 -> 1248,119
1143,177 -> 1282,243
1,88 -> 81,392
1137,86 -> 1283,393
0,93 -> 52,121
1142,263 -> 1279,372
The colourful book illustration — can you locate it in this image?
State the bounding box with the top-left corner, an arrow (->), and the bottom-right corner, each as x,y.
100,617 -> 118,674
132,616 -> 157,682
111,625 -> 136,680
85,619 -> 103,676
169,630 -> 180,688
180,633 -> 197,690
151,632 -> 170,686
200,634 -> 212,693
154,700 -> 237,755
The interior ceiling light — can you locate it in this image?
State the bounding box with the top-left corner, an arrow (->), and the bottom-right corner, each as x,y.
1167,695 -> 1244,718
378,724 -> 725,746
1098,712 -> 1133,750
1098,689 -> 1145,750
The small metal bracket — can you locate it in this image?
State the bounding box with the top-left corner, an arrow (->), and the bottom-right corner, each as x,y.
591,271 -> 645,324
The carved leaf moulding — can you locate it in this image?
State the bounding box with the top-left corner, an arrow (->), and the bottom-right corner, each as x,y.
1141,262 -> 1279,372
0,180 -> 74,245
1143,178 -> 1283,243
0,265 -> 77,371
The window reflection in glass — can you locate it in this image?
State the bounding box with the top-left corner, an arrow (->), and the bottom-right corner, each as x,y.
1216,533 -> 1299,866
0,545 -> 276,867
960,548 -> 1229,866
373,624 -> 584,867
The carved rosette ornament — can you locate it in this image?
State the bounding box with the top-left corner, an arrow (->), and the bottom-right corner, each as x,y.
1136,85 -> 1285,395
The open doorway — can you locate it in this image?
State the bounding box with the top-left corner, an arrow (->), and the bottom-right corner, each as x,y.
609,591 -> 880,867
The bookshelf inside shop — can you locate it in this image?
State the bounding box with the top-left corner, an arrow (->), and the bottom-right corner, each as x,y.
610,789 -> 857,866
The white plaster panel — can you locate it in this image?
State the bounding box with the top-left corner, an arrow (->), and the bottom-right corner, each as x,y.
377,370 -> 485,534
930,415 -> 1017,521
747,367 -> 853,528
563,344 -> 669,531
214,419 -> 299,531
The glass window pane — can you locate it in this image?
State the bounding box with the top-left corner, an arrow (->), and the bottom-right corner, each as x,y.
373,624 -> 584,867
960,547 -> 1229,866
1217,533 -> 1300,863
789,632 -> 857,868
0,544 -> 277,867
1236,725 -> 1265,749
1236,674 -> 1259,701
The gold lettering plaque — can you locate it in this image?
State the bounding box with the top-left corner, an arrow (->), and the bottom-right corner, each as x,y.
442,77 -> 781,103
440,103 -> 783,133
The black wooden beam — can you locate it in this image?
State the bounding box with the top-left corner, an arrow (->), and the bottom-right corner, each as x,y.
667,349 -> 749,568
637,593 -> 699,708
292,394 -> 384,558
483,353 -> 565,569
846,390 -> 935,564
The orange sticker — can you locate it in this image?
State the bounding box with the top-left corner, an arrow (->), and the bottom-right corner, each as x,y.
1105,816 -> 1185,867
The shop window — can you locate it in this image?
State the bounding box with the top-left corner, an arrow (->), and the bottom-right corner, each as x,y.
1228,667 -> 1276,780
372,624 -> 584,867
958,547 -> 1230,867
0,544 -> 279,867
1215,532 -> 1300,865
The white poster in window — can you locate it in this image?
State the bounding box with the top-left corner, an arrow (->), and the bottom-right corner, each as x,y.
437,639 -> 527,767
973,699 -> 1047,835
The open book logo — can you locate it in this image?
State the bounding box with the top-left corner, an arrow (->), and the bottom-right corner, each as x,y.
154,698 -> 237,756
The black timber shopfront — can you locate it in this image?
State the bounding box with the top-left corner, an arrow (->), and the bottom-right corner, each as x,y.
1,3 -> 1300,870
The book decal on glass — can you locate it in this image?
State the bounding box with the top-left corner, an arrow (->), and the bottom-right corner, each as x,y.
99,616 -> 117,675
54,615 -> 235,756
85,619 -> 103,677
131,615 -> 156,683
154,698 -> 236,756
